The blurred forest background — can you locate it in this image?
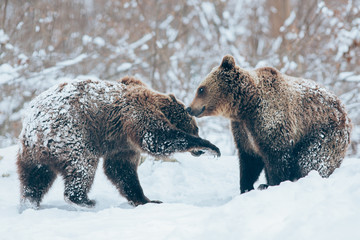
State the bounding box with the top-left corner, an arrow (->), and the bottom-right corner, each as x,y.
1,0 -> 360,156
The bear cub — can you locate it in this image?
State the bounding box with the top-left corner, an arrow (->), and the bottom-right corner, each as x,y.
18,77 -> 220,209
187,55 -> 351,193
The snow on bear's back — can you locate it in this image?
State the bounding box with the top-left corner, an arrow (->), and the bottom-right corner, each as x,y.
20,79 -> 124,148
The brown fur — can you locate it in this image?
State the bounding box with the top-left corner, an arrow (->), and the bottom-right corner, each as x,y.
17,77 -> 220,209
188,55 -> 351,193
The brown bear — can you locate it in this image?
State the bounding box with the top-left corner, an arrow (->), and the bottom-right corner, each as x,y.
187,55 -> 351,193
17,77 -> 220,209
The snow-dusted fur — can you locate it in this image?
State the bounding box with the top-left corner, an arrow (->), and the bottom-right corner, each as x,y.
188,55 -> 351,193
17,77 -> 220,208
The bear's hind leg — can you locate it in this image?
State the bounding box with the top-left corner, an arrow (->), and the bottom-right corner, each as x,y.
295,129 -> 346,178
104,150 -> 161,206
263,149 -> 302,187
62,156 -> 98,208
17,160 -> 57,209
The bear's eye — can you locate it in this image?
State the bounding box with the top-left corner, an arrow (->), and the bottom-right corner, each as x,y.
197,87 -> 205,96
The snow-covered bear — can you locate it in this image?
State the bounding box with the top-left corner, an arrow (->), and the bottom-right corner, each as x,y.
17,77 -> 220,208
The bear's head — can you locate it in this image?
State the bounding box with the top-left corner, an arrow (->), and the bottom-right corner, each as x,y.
159,94 -> 205,157
120,76 -> 199,137
187,55 -> 252,118
160,94 -> 199,136
120,76 -> 205,156
187,55 -> 240,118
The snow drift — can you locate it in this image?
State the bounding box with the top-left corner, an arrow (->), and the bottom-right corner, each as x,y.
0,145 -> 359,240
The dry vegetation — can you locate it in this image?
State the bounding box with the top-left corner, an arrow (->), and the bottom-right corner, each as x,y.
1,0 -> 359,154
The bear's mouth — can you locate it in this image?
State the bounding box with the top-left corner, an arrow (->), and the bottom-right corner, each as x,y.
192,106 -> 205,117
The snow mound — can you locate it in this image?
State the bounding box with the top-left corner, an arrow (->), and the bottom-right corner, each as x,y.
0,145 -> 359,240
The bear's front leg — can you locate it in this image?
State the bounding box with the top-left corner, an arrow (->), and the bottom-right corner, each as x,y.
103,150 -> 162,206
141,129 -> 221,157
239,151 -> 264,193
187,135 -> 221,157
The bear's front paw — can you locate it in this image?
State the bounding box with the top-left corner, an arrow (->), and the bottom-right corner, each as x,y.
208,145 -> 221,157
129,199 -> 163,206
83,199 -> 96,208
257,184 -> 269,191
191,150 -> 205,157
74,199 -> 96,208
191,141 -> 221,158
202,144 -> 221,157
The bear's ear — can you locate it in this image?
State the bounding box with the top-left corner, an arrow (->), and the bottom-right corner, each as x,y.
220,55 -> 235,71
168,94 -> 177,102
120,76 -> 146,86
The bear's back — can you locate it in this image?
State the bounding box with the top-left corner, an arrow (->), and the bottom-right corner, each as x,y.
253,68 -> 351,153
20,79 -> 124,151
255,67 -> 350,129
286,75 -> 350,129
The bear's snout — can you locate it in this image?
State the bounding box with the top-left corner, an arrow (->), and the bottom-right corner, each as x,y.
186,107 -> 192,114
186,106 -> 205,117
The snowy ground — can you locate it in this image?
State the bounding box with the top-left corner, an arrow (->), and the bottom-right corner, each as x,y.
0,145 -> 360,240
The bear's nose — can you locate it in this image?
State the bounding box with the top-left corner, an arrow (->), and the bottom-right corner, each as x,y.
186,107 -> 192,114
